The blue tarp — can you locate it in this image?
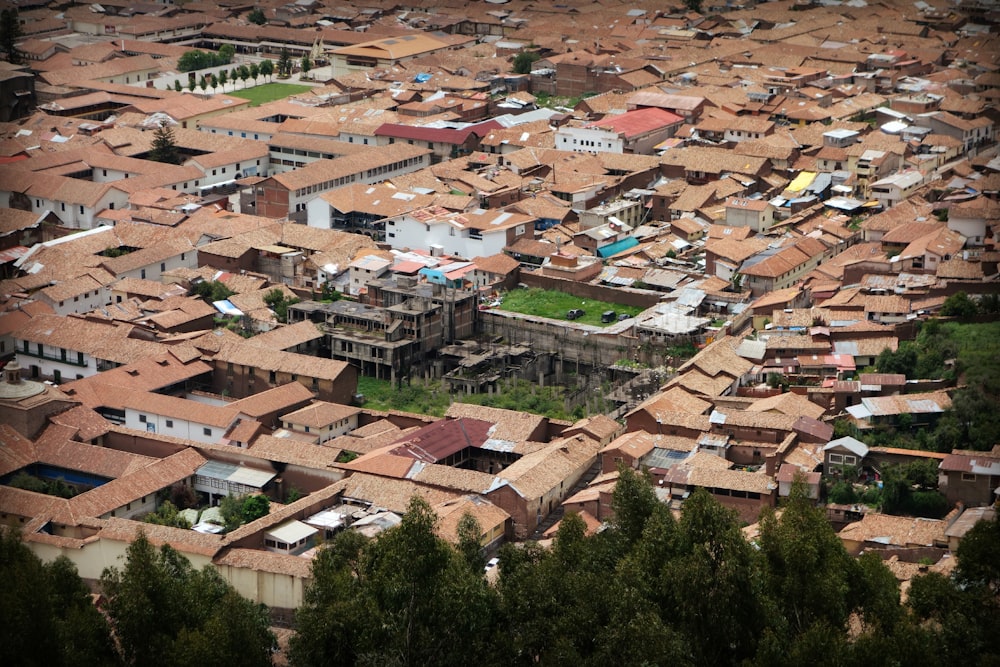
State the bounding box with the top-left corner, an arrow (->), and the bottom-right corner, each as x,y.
597,236 -> 639,258
414,73 -> 432,83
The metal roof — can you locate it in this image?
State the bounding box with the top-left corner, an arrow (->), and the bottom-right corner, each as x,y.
195,461 -> 276,488
265,520 -> 317,545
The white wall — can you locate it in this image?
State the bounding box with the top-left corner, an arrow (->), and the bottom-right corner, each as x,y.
13,338 -> 97,382
124,408 -> 229,444
555,126 -> 623,154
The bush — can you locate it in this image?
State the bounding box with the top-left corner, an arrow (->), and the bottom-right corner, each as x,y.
906,491 -> 949,519
828,480 -> 858,505
177,48 -> 235,73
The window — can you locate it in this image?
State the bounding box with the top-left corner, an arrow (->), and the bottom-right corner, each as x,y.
166,419 -> 173,428
139,415 -> 147,423
829,453 -> 843,464
843,455 -> 856,466
962,473 -> 976,482
140,269 -> 146,279
203,428 -> 212,436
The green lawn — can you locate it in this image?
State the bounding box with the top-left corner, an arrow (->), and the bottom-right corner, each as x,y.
497,287 -> 645,326
228,82 -> 311,106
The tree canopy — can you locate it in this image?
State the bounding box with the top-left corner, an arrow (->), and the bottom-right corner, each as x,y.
288,473 -> 1000,666
100,532 -> 275,666
177,47 -> 235,73
148,121 -> 181,165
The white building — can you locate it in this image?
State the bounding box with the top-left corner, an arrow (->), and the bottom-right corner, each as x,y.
385,206 -> 535,259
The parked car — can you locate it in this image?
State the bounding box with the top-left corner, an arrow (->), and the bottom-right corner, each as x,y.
601,310 -> 617,323
567,309 -> 585,320
618,313 -> 631,321
484,557 -> 500,573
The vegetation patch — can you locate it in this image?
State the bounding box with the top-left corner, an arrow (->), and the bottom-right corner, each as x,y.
497,287 -> 645,326
228,82 -> 310,106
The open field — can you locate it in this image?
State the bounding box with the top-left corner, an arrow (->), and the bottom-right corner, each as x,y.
228,82 -> 311,106
497,287 -> 645,326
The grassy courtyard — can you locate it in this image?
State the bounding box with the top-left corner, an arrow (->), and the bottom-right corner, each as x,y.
497,287 -> 645,326
228,82 -> 311,106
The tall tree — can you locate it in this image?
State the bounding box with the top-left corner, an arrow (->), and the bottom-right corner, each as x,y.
300,54 -> 311,79
238,64 -> 250,88
1,9 -> 25,64
149,121 -> 181,165
278,48 -> 292,78
260,58 -> 274,82
757,485 -> 863,638
249,62 -> 260,84
101,532 -> 275,666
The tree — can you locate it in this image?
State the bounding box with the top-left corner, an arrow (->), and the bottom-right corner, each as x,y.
941,291 -> 979,318
192,279 -> 234,303
101,532 -> 275,666
263,288 -> 300,323
242,494 -> 270,523
260,58 -> 274,82
300,54 -> 311,79
0,9 -> 25,64
685,0 -> 703,11
248,8 -> 267,25
291,497 -> 501,667
219,493 -> 245,531
277,48 -> 292,78
198,75 -> 208,92
219,43 -> 235,63
511,51 -> 539,74
218,68 -> 228,91
456,512 -> 485,573
238,64 -> 250,88
149,121 -> 181,165
210,73 -> 218,93
174,79 -> 182,92
249,62 -> 260,84
188,77 -> 196,92
758,485 -> 863,639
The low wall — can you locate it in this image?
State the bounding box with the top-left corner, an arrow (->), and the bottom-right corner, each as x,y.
519,272 -> 662,309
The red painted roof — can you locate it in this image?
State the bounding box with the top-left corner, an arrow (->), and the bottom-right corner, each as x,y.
389,417 -> 494,463
586,107 -> 684,138
374,120 -> 502,144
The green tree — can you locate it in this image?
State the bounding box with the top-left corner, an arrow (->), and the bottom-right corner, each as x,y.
199,75 -> 208,92
219,43 -> 235,64
456,512 -> 485,573
300,54 -> 311,78
278,48 -> 292,78
174,79 -> 182,92
218,68 -> 228,91
144,500 -> 192,529
188,77 -> 196,92
248,8 -> 267,24
511,51 -> 540,74
292,497 -> 501,667
149,121 -> 181,165
260,58 -> 274,82
758,486 -> 862,638
685,0 -> 703,11
610,465 -> 660,549
46,555 -> 120,666
178,50 -> 209,72
249,61 -> 260,84
1,528 -> 63,666
210,73 -> 218,93
942,291 -> 979,317
0,8 -> 24,64
241,494 -> 270,523
219,493 -> 245,531
238,64 -> 250,88
263,288 -> 300,323
101,532 -> 275,666
191,279 -> 234,303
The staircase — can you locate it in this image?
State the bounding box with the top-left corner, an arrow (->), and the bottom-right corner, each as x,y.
528,458 -> 603,541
